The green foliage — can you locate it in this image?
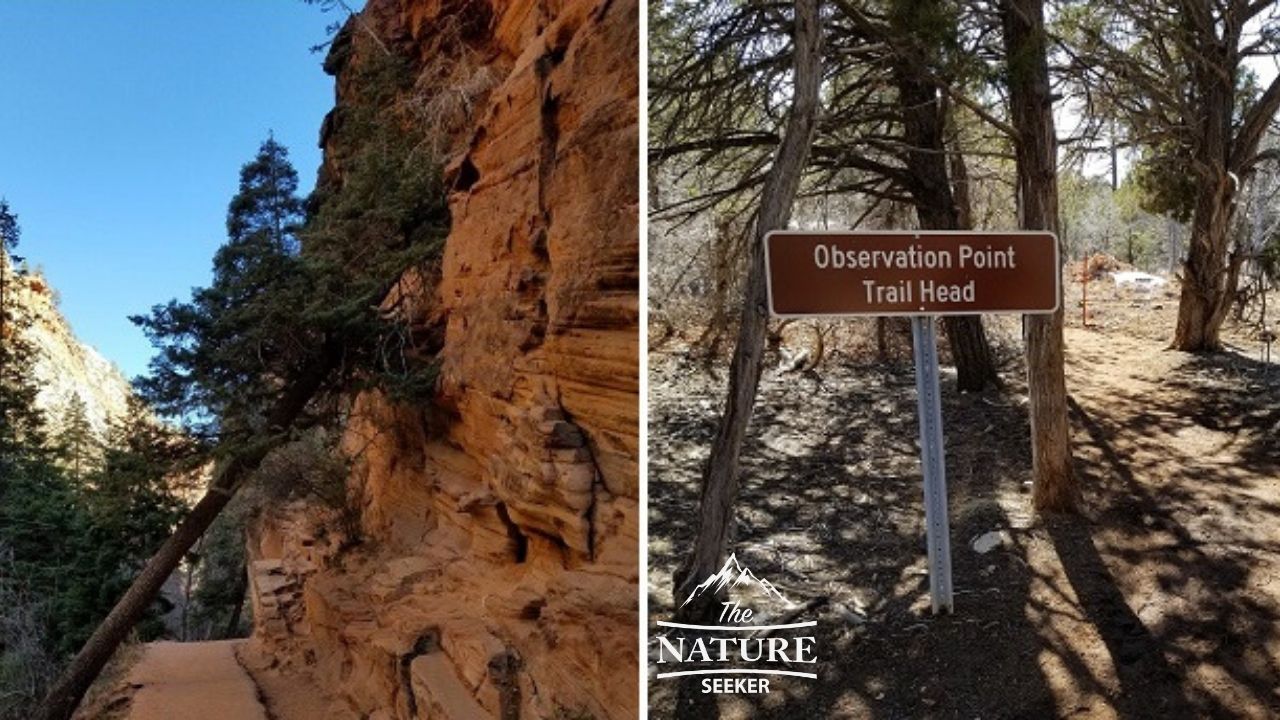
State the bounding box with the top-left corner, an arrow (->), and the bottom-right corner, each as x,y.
303,38 -> 449,403
1260,232 -> 1280,285
1055,1 -> 1276,226
0,200 -> 18,254
251,429 -> 349,508
1,206 -> 48,463
0,201 -> 62,715
84,400 -> 193,576
1057,170 -> 1171,272
0,463 -> 84,656
3,28 -> 453,705
55,393 -> 98,482
0,542 -> 58,720
120,32 -> 451,650
0,397 -> 190,657
886,0 -> 968,78
0,199 -> 189,709
133,138 -> 310,434
135,77 -> 449,441
183,429 -> 351,640
1130,143 -> 1198,222
0,400 -> 187,708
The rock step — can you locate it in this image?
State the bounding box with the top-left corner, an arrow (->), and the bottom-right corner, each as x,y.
410,653 -> 491,720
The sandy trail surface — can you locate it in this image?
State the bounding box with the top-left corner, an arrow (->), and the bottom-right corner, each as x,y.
124,640 -> 267,720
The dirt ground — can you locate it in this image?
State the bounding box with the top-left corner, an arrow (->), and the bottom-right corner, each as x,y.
121,641 -> 268,720
648,277 -> 1280,719
81,640 -> 336,720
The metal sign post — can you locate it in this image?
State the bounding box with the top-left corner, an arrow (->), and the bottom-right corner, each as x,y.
763,231 -> 1060,616
910,316 -> 953,614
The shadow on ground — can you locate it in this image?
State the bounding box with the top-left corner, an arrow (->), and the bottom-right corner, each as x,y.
648,327 -> 1280,719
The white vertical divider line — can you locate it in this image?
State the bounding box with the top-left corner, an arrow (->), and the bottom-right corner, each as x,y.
637,0 -> 651,713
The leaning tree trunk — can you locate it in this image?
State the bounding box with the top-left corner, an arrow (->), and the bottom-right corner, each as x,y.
34,347 -> 338,720
1001,0 -> 1076,512
888,4 -> 998,392
34,464 -> 250,720
673,0 -> 823,624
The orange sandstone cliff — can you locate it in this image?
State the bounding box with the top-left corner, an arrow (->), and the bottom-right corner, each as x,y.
242,0 -> 638,717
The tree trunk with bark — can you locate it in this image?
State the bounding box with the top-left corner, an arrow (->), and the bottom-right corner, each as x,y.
34,346 -> 339,720
1173,24 -> 1236,352
1174,183 -> 1241,351
1001,0 -> 1077,512
950,134 -> 974,230
1168,1 -> 1280,351
888,5 -> 998,392
673,0 -> 823,625
223,562 -> 250,639
697,216 -> 741,366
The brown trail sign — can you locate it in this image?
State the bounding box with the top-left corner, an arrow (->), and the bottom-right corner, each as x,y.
765,230 -> 1060,613
765,231 -> 1059,317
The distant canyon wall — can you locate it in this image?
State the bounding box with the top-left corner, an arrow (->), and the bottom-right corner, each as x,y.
2,259 -> 131,438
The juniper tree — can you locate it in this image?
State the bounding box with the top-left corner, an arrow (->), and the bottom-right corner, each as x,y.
1060,0 -> 1280,351
650,0 -> 1002,389
1003,0 -> 1076,512
675,0 -> 823,629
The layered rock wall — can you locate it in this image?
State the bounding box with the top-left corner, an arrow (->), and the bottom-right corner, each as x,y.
246,0 -> 638,717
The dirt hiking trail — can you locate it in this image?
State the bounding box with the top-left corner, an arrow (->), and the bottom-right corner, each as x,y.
93,639 -> 338,720
123,641 -> 266,720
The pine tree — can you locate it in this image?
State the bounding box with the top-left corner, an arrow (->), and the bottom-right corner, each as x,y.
1059,1 -> 1280,350
70,398 -> 190,647
0,199 -> 19,336
134,138 -> 309,434
0,199 -> 72,711
55,393 -> 97,482
0,202 -> 187,709
188,502 -> 249,639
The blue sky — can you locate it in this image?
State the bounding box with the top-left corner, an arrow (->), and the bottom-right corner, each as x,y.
0,2 -> 355,379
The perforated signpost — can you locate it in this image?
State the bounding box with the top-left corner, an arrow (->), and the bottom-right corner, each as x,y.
764,231 -> 1060,614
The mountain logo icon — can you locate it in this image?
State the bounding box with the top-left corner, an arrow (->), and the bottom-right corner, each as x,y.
680,553 -> 790,608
